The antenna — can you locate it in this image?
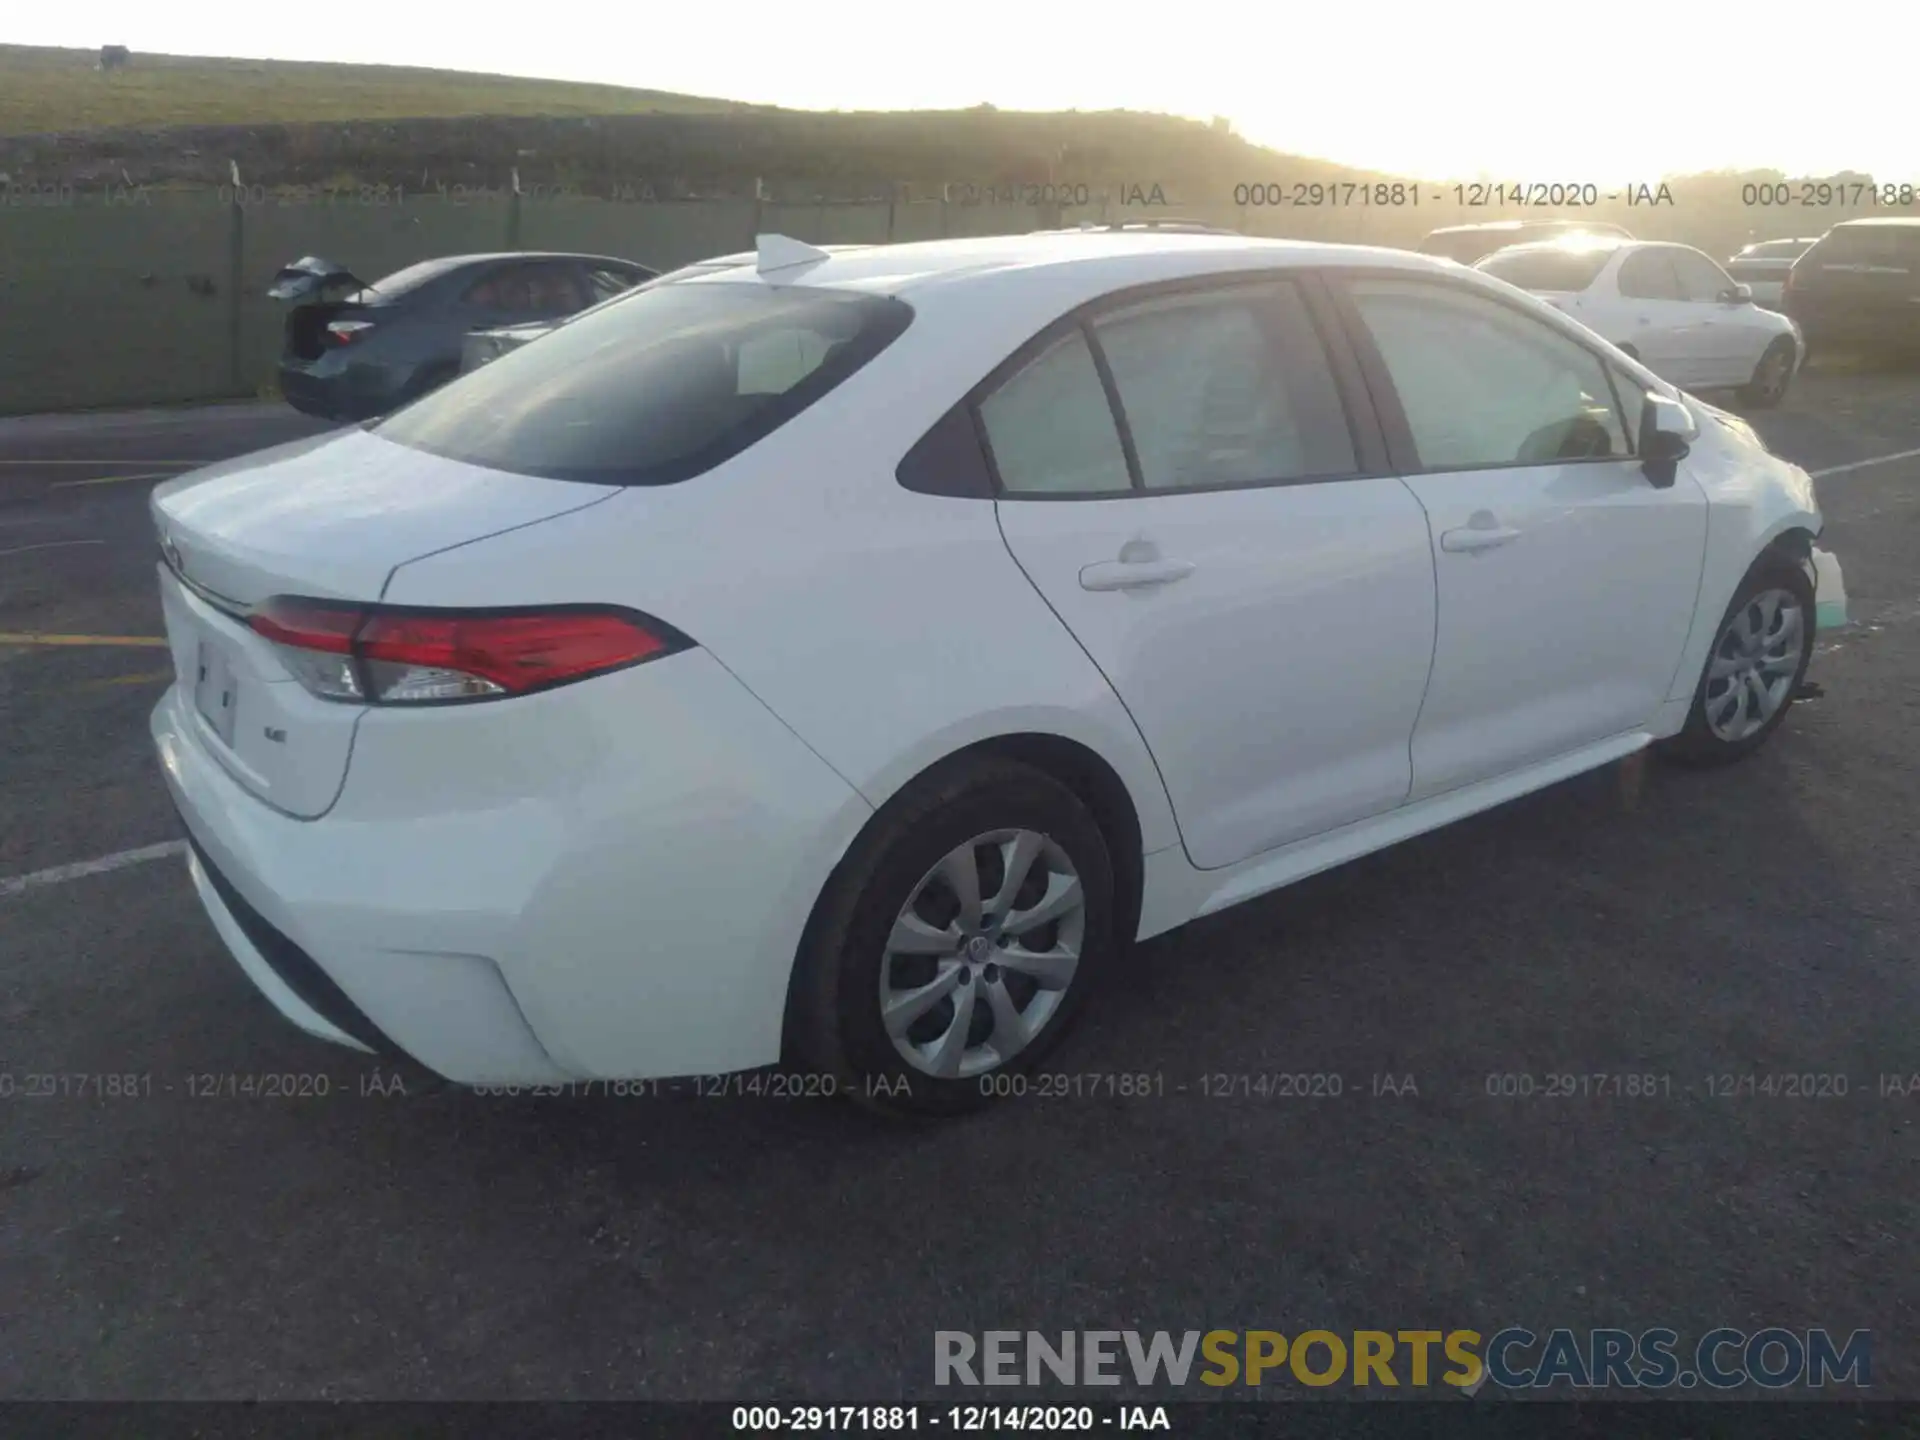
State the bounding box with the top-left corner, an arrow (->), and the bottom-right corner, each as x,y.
756,233 -> 832,277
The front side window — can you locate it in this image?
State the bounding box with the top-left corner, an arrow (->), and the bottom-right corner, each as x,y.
1089,283 -> 1356,490
1348,278 -> 1631,470
1669,248 -> 1736,302
977,331 -> 1132,496
588,265 -> 642,301
1608,365 -> 1648,452
373,282 -> 911,485
1616,249 -> 1685,301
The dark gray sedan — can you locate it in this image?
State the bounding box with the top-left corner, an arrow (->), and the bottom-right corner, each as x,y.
269,251 -> 657,421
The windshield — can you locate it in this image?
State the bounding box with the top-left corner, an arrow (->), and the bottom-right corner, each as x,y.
1477,247 -> 1613,292
372,281 -> 913,485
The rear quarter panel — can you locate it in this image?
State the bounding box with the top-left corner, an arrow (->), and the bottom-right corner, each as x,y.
380,277 -> 1184,855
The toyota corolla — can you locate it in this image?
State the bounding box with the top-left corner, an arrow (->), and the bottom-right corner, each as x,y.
150,230 -> 1837,1116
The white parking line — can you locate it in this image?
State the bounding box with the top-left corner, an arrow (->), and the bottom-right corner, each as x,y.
0,840 -> 186,900
1810,446 -> 1920,479
0,539 -> 106,558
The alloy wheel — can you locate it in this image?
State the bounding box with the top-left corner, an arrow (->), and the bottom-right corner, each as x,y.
1703,587 -> 1804,741
878,829 -> 1085,1079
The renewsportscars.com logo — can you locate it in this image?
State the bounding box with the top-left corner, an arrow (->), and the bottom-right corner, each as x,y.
934,1328 -> 1872,1391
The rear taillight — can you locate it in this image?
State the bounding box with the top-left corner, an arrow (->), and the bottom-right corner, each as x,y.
326,320 -> 375,346
250,599 -> 690,705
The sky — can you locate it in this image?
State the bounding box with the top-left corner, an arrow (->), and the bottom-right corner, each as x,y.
12,0 -> 1916,183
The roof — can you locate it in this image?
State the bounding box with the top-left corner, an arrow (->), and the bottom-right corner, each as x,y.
1480,235 -> 1646,260
1827,216 -> 1920,229
1424,218 -> 1629,237
428,251 -> 655,267
686,230 -> 1454,302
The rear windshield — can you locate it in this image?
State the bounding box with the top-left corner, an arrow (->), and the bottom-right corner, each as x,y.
348,257 -> 469,304
1418,232 -> 1496,263
372,281 -> 913,485
1740,239 -> 1812,260
1476,246 -> 1613,292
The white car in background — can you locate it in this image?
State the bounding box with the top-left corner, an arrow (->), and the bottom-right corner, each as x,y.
1476,237 -> 1804,407
151,230 -> 1834,1117
1725,237 -> 1821,310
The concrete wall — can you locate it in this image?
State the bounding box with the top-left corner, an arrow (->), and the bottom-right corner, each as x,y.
0,183 -> 1794,415
1,190 -> 1092,414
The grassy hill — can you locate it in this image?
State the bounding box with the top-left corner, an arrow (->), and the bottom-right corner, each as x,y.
0,44 -> 756,135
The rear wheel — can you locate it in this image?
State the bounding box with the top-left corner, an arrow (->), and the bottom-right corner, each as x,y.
1658,552 -> 1815,767
786,758 -> 1116,1117
1740,338 -> 1796,409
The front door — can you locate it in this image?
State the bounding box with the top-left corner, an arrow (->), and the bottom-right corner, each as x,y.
1338,275 -> 1709,799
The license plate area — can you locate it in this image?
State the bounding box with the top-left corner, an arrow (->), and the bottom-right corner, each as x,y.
193,635 -> 240,749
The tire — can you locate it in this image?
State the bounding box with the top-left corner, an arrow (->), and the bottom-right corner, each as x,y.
786,757 -> 1117,1118
1658,551 -> 1815,767
1739,337 -> 1796,409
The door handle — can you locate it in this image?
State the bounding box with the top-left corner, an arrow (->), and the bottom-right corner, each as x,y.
1079,557 -> 1196,592
1440,523 -> 1521,554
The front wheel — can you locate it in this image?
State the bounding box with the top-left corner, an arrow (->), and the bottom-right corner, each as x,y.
1658,553 -> 1815,767
1740,337 -> 1797,409
786,758 -> 1116,1117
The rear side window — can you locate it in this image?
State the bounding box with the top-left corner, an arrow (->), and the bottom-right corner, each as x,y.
1089,283 -> 1356,489
1476,247 -> 1613,292
978,332 -> 1133,496
373,283 -> 912,485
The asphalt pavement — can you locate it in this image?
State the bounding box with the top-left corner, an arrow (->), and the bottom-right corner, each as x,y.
0,376 -> 1916,1400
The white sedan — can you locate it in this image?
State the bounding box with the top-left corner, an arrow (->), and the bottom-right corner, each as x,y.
150,229 -> 1834,1116
1476,237 -> 1805,407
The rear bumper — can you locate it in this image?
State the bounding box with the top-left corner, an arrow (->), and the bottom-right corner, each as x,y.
276,359 -> 401,422
1784,304 -> 1920,348
150,651 -> 874,1085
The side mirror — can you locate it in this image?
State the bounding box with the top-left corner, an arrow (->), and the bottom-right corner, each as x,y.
1640,394 -> 1696,489
1721,283 -> 1753,305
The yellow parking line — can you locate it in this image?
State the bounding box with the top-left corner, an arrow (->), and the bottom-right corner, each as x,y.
78,668 -> 176,689
49,471 -> 180,489
0,632 -> 169,648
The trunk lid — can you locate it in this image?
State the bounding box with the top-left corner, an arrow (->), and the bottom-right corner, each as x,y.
266,255 -> 367,301
270,257 -> 376,361
151,429 -> 619,817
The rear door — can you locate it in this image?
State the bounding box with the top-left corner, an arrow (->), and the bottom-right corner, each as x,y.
990,275 -> 1438,870
1334,273 -> 1708,798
